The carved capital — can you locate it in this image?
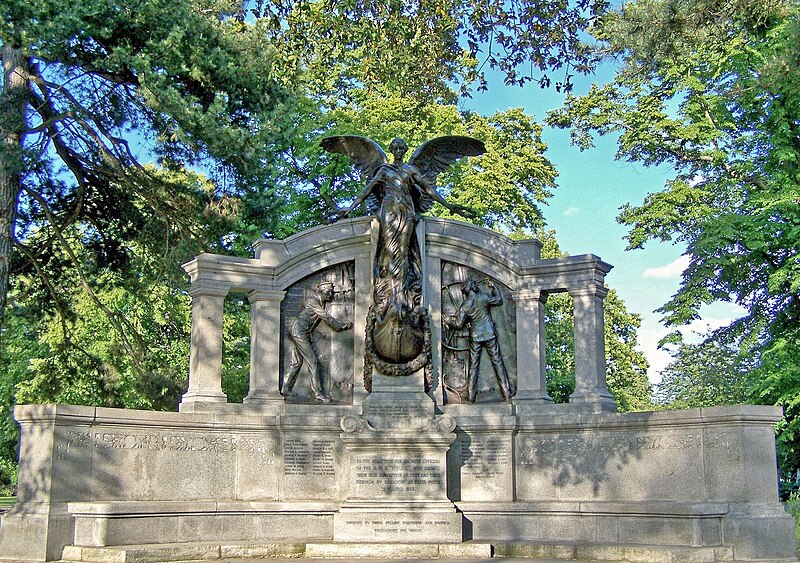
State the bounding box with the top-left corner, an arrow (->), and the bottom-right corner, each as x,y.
568,283 -> 609,300
340,415 -> 375,433
247,289 -> 286,303
422,415 -> 457,433
513,288 -> 548,303
188,283 -> 229,298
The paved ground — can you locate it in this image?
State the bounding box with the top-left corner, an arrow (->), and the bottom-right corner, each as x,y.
213,560 -> 616,562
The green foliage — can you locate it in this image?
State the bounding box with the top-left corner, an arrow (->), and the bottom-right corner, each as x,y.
785,490 -> 800,548
656,335 -> 755,408
260,0 -> 610,102
548,0 -> 800,337
13,283 -> 191,410
221,293 -> 251,403
545,292 -> 577,403
548,0 -> 800,476
604,289 -> 653,411
0,0 -> 299,337
752,329 -> 800,488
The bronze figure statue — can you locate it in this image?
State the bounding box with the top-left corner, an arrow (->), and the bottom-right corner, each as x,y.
282,281 -> 352,402
320,135 -> 485,381
445,278 -> 514,402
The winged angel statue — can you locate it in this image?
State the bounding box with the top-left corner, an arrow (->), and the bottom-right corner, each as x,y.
320,135 -> 485,385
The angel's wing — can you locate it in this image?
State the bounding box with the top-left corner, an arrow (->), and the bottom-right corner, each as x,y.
408,136 -> 485,213
320,135 -> 388,182
408,136 -> 486,185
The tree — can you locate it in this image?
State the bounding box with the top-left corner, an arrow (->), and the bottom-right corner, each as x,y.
751,328 -> 800,494
548,0 -> 799,341
0,0 -> 300,335
262,0 -> 611,104
547,0 -> 800,475
656,334 -> 754,408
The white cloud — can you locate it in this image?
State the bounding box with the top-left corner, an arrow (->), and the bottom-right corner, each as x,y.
688,174 -> 705,187
563,207 -> 580,217
643,255 -> 691,279
679,316 -> 738,344
637,322 -> 674,384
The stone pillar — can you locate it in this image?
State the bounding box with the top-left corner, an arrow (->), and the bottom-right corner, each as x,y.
568,284 -> 616,411
425,255 -> 444,405
180,286 -> 229,410
243,289 -> 286,404
512,289 -> 552,404
352,254 -> 372,405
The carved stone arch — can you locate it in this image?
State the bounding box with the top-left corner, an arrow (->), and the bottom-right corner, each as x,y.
423,218 -> 540,291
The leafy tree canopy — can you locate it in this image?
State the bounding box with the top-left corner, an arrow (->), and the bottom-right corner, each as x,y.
548,0 -> 800,480
258,0 -> 610,103
656,333 -> 755,408
0,0 -> 302,334
548,0 -> 800,342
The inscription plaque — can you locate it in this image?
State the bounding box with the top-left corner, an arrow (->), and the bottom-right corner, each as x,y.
461,435 -> 510,478
333,510 -> 463,543
283,436 -> 337,476
364,404 -> 429,429
353,456 -> 443,496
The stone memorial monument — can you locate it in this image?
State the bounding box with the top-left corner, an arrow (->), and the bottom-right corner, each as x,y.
0,136 -> 797,562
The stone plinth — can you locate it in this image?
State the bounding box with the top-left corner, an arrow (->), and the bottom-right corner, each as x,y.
334,371 -> 462,543
360,372 -> 434,431
1,214 -> 798,561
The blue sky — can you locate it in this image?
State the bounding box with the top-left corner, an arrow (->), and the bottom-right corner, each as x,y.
465,68 -> 743,383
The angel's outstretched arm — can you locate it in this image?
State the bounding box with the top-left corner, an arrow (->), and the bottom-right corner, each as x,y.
342,181 -> 376,215
412,171 -> 477,219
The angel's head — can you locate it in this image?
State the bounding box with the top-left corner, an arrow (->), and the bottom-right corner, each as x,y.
388,138 -> 408,163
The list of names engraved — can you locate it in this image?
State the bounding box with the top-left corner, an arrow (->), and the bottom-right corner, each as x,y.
284,437 -> 338,477
311,439 -> 335,476
284,437 -> 310,475
462,435 -> 510,478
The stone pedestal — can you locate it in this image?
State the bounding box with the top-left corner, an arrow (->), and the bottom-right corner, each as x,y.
334,372 -> 462,543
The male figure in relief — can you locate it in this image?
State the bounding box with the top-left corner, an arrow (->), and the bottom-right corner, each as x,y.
447,279 -> 514,402
282,282 -> 352,402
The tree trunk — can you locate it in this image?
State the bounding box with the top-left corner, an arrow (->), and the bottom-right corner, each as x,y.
0,44 -> 28,338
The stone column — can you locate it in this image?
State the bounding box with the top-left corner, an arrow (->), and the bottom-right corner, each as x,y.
180,285 -> 228,410
243,289 -> 286,404
352,254 -> 372,405
424,255 -> 444,405
568,284 -> 616,410
512,288 -> 552,404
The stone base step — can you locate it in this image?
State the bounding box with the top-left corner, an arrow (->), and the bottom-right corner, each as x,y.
60,542 -> 305,563
305,542 -> 491,559
57,541 -> 798,562
495,542 -> 735,562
